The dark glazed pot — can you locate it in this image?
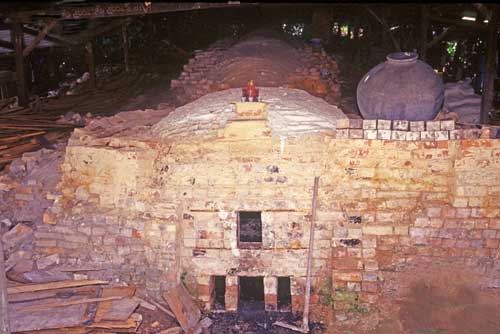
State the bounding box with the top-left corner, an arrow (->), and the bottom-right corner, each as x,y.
356,52 -> 444,121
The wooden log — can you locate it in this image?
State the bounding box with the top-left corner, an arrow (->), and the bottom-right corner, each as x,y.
0,238 -> 11,334
7,279 -> 108,294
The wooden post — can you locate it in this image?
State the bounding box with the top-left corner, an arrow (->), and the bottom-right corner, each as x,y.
122,23 -> 129,72
12,22 -> 28,106
480,7 -> 499,124
85,40 -> 96,89
301,176 -> 319,332
312,9 -> 332,44
0,239 -> 11,334
420,4 -> 429,61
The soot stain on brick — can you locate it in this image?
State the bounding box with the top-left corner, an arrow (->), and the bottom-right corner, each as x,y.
266,165 -> 280,173
348,216 -> 362,224
340,239 -> 361,247
344,167 -> 356,176
264,176 -> 274,182
193,249 -> 206,257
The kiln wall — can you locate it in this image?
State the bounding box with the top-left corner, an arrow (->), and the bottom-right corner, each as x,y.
35,118 -> 500,320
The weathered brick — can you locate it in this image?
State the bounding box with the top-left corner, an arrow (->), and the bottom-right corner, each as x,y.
362,120 -> 377,130
377,120 -> 392,130
363,226 -> 393,235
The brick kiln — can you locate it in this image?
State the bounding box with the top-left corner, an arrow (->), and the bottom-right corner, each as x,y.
28,85 -> 500,322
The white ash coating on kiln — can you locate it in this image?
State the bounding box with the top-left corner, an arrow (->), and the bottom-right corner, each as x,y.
151,87 -> 347,139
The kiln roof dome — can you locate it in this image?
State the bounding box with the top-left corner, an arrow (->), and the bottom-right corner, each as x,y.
151,87 -> 347,139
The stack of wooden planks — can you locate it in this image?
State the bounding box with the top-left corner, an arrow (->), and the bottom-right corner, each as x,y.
0,103 -> 75,169
7,279 -> 143,333
0,71 -> 152,170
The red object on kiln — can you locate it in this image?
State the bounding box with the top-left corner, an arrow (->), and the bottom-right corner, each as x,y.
242,80 -> 259,102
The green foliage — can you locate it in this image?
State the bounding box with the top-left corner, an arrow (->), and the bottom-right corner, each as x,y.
446,41 -> 457,59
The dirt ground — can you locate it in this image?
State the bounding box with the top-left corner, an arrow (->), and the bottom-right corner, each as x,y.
327,261 -> 500,334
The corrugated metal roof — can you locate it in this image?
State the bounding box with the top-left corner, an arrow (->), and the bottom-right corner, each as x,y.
0,29 -> 56,54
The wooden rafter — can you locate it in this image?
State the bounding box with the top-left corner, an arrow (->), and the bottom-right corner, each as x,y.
22,25 -> 77,46
0,39 -> 14,50
22,20 -> 57,57
5,2 -> 246,23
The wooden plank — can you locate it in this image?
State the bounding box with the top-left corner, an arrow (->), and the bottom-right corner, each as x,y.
8,303 -> 90,332
17,296 -> 122,312
94,286 -> 136,322
7,279 -> 108,294
7,286 -> 98,303
135,292 -> 175,318
0,238 -> 11,334
162,284 -> 201,331
99,298 -> 139,321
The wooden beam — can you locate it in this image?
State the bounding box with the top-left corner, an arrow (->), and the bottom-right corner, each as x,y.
427,14 -> 489,30
0,238 -> 12,334
122,23 -> 129,73
12,22 -> 28,107
22,25 -> 76,46
480,6 -> 499,123
59,2 -> 244,20
0,39 -> 14,50
18,296 -> 123,313
7,280 -> 109,294
426,26 -> 456,49
75,18 -> 131,44
364,5 -> 401,51
85,40 -> 96,89
22,20 -> 58,58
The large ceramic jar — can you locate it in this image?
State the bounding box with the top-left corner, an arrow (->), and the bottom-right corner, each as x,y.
356,52 -> 444,121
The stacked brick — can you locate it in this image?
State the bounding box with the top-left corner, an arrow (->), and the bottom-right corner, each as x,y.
169,48 -> 228,105
0,145 -> 66,225
290,46 -> 342,104
168,41 -> 342,107
333,118 -> 499,140
34,101 -> 500,324
2,86 -> 499,327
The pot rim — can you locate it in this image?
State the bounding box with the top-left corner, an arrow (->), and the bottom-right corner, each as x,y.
386,52 -> 418,64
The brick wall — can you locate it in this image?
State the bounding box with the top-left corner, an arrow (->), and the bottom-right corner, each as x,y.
36,117 -> 500,321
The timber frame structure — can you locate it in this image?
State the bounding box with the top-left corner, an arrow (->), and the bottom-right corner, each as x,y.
0,2 -> 498,121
